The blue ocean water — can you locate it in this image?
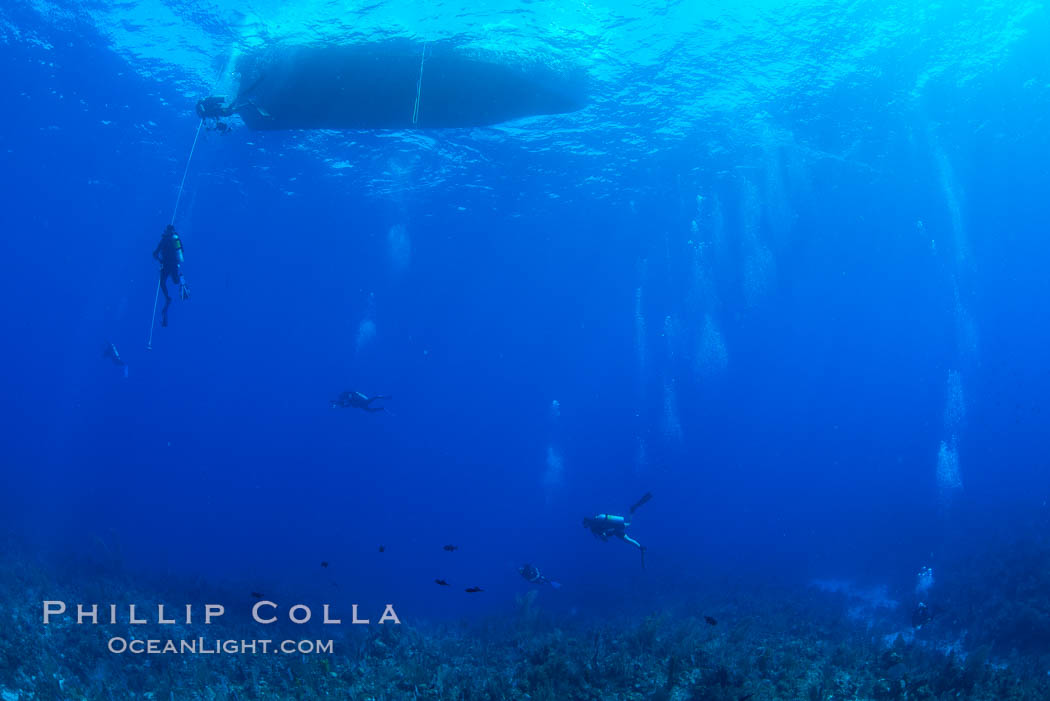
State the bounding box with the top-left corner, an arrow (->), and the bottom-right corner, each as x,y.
2,0 -> 1050,696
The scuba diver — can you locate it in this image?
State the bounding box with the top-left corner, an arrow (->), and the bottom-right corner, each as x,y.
583,492 -> 652,569
331,391 -> 391,413
519,563 -> 561,589
911,565 -> 937,629
103,342 -> 128,378
103,342 -> 125,367
196,96 -> 236,120
152,225 -> 189,327
196,96 -> 238,134
911,601 -> 933,629
196,95 -> 271,132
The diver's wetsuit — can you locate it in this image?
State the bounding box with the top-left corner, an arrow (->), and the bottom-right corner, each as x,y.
196,96 -> 236,120
332,391 -> 390,412
519,564 -> 550,585
584,514 -> 642,548
152,227 -> 187,327
584,514 -> 647,568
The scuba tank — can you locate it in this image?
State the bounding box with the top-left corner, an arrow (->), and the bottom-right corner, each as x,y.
171,234 -> 184,264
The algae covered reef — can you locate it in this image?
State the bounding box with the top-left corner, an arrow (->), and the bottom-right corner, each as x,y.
4,535 -> 1050,701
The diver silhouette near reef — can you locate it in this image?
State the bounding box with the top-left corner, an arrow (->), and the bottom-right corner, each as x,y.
152,225 -> 189,327
583,492 -> 652,569
911,565 -> 936,629
330,391 -> 391,413
519,563 -> 561,589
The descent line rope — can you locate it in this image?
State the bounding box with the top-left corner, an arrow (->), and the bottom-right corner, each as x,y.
412,42 -> 427,125
171,118 -> 204,226
147,118 -> 204,350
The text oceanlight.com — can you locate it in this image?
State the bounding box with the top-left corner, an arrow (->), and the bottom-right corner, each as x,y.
107,638 -> 334,655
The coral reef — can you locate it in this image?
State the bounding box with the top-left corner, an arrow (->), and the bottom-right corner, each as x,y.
3,537 -> 1050,700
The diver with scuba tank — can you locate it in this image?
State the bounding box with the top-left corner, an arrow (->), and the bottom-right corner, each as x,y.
519,563 -> 561,589
582,492 -> 652,569
152,224 -> 189,327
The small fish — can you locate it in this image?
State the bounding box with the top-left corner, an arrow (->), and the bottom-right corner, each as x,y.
321,561 -> 329,568
434,579 -> 449,586
465,587 -> 483,593
704,616 -> 718,626
251,592 -> 263,599
378,545 -> 385,553
443,544 -> 458,552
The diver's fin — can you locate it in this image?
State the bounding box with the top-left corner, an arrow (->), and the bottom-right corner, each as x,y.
244,99 -> 272,119
549,581 -> 561,589
629,492 -> 652,514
